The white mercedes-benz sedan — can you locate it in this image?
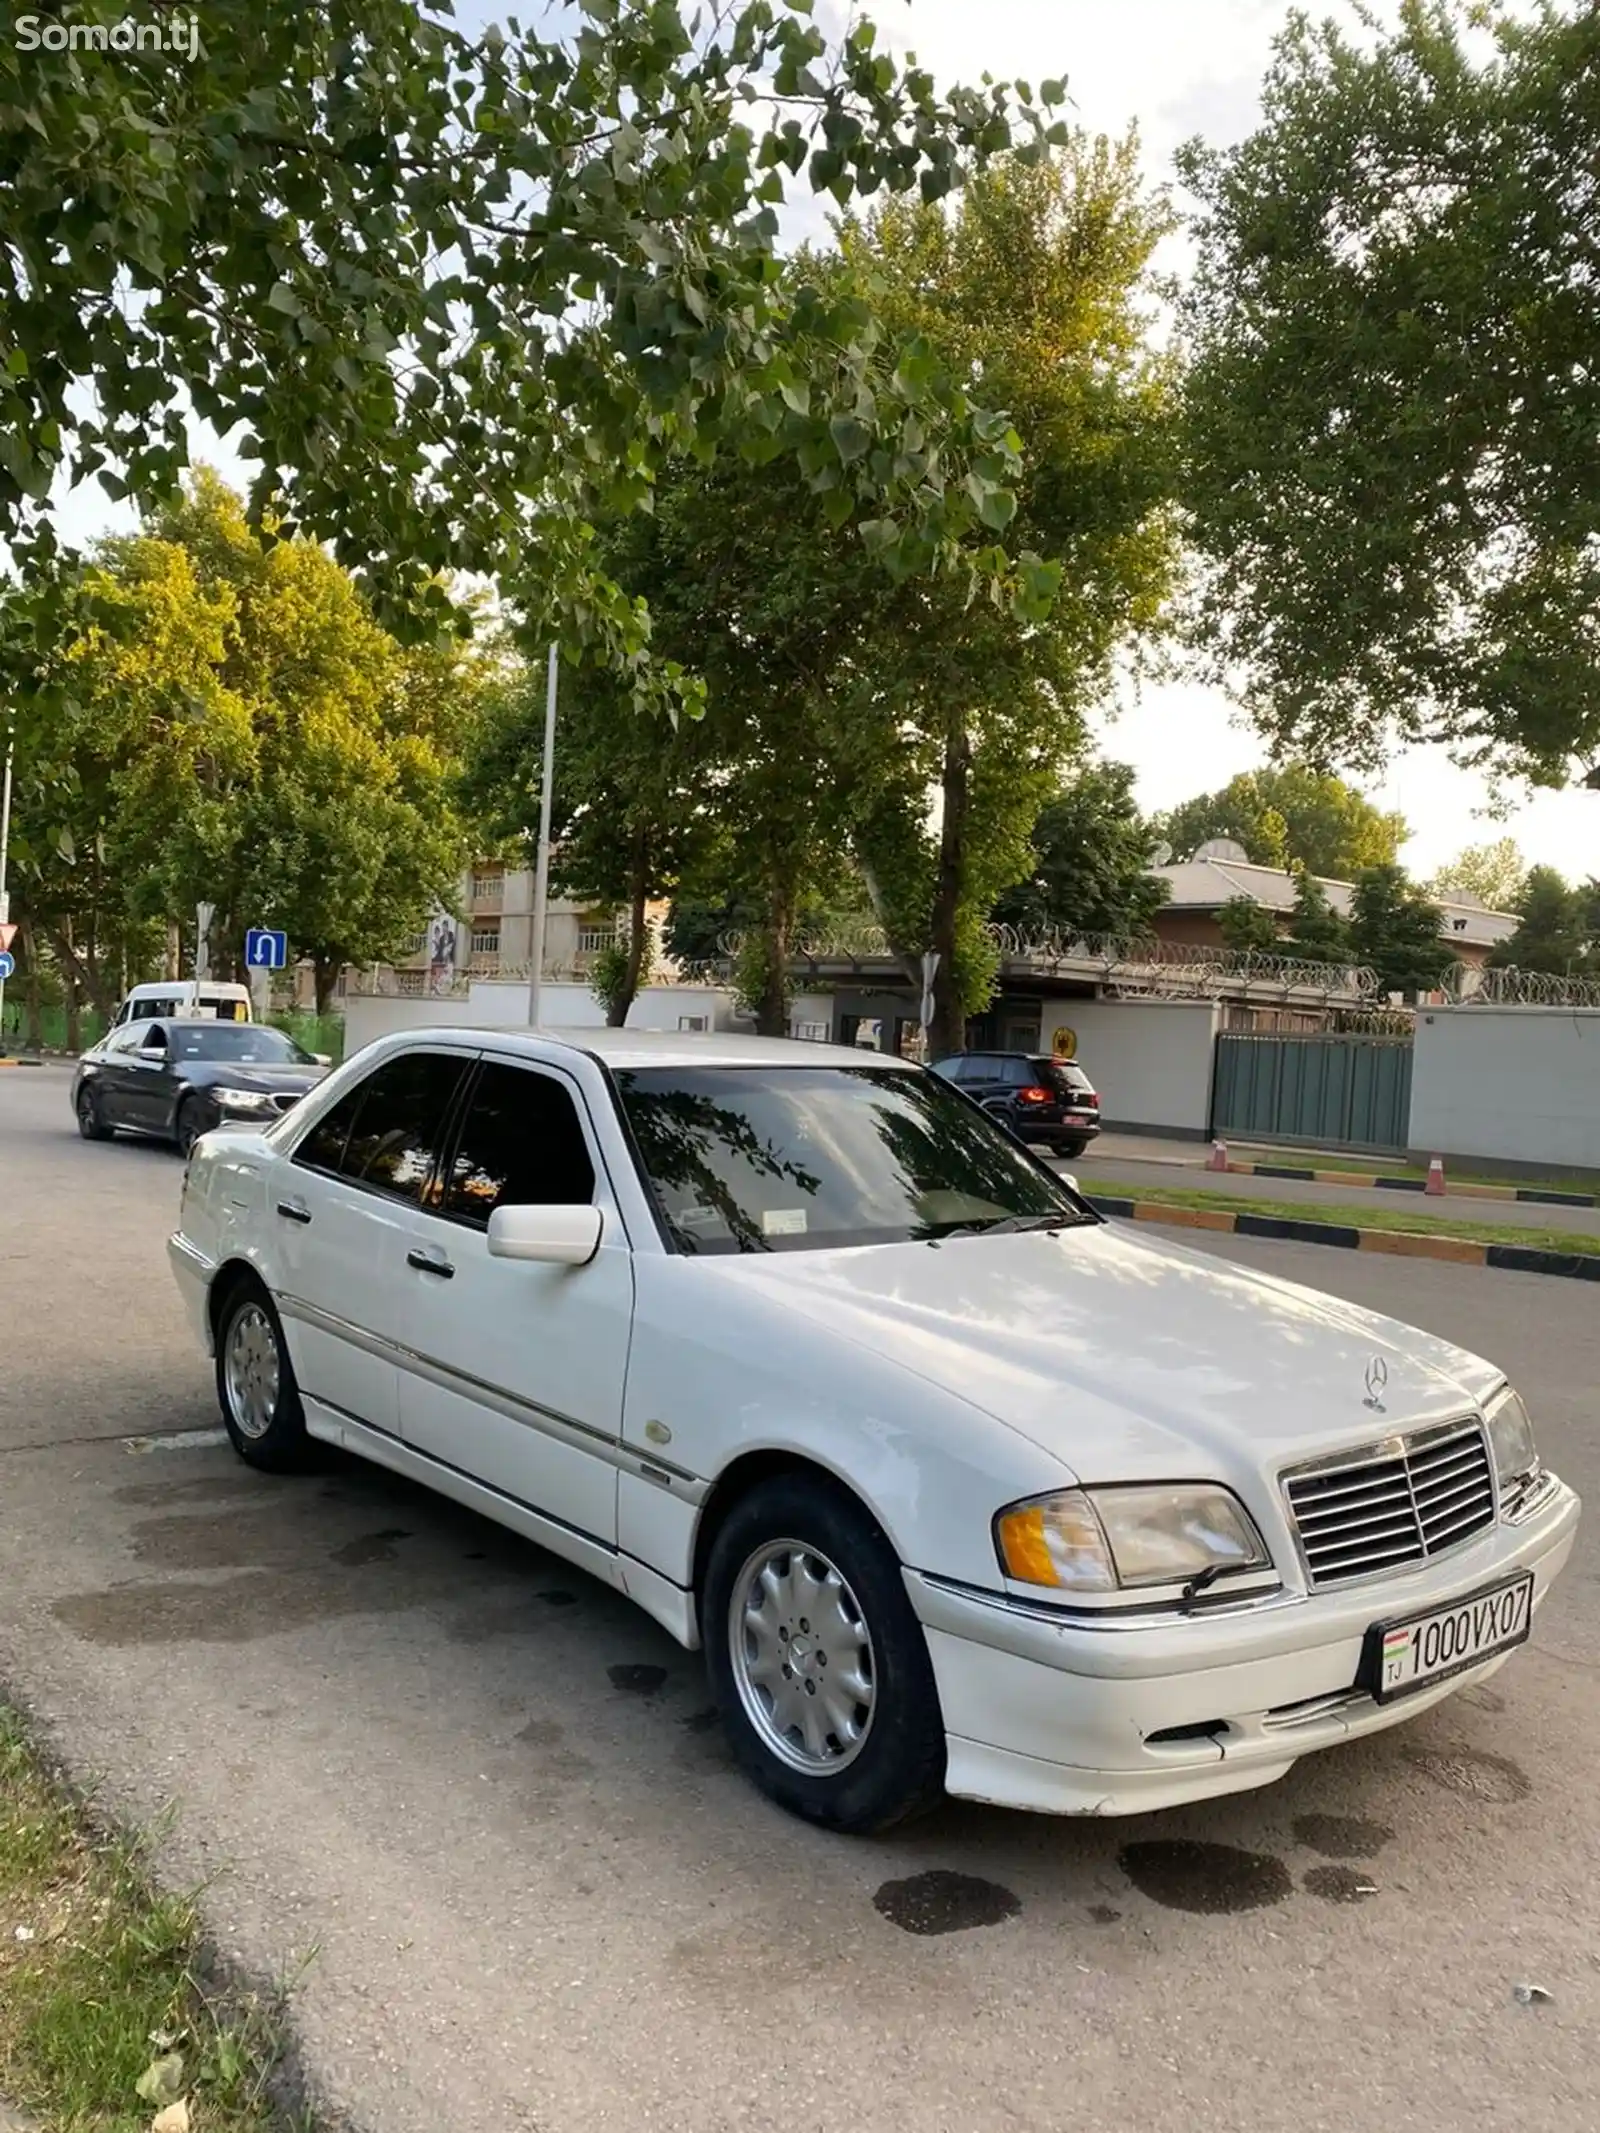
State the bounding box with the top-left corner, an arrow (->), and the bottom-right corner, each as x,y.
168,1027 -> 1578,1832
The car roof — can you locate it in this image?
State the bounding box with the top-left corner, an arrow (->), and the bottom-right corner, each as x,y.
383,1025 -> 919,1073
125,980 -> 249,998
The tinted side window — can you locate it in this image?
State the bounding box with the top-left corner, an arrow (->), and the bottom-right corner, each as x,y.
296,1052 -> 467,1203
960,1056 -> 995,1082
439,1062 -> 596,1226
1001,1058 -> 1033,1085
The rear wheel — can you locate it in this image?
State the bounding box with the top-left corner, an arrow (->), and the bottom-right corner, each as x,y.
703,1473 -> 945,1834
214,1282 -> 313,1471
76,1083 -> 113,1141
1055,1135 -> 1088,1159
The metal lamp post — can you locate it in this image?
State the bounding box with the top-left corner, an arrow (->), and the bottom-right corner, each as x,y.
526,643 -> 559,1028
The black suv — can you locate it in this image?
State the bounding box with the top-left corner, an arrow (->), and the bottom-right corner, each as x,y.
931,1051 -> 1101,1157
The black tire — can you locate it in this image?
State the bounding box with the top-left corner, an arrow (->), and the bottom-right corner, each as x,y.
174,1095 -> 203,1158
76,1082 -> 113,1141
703,1472 -> 946,1834
1055,1136 -> 1088,1159
213,1279 -> 314,1472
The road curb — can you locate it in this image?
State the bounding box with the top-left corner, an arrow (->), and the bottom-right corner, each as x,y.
1086,1195 -> 1600,1285
1227,1158 -> 1599,1209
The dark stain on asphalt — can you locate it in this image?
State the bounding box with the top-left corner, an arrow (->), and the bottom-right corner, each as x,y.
539,1589 -> 578,1607
681,1706 -> 721,1734
608,1663 -> 667,1695
331,1527 -> 412,1567
1402,1743 -> 1530,1803
872,1870 -> 1021,1937
115,1474 -> 263,1508
1118,1840 -> 1293,1914
128,1511 -> 290,1572
1087,1903 -> 1122,1924
1460,1685 -> 1507,1715
1302,1864 -> 1378,1905
52,1570 -> 425,1647
516,1717 -> 565,1749
1292,1813 -> 1394,1859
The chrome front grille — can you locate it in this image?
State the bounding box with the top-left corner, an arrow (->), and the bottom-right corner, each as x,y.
1283,1419 -> 1496,1589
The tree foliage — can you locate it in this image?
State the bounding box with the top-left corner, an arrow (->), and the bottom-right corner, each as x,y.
1347,865 -> 1452,997
992,761 -> 1165,939
460,652 -> 718,1023
0,0 -> 1075,753
9,474 -> 478,1010
1181,1 -> 1600,783
1217,897 -> 1281,955
1155,763 -> 1405,878
1429,839 -> 1527,913
1489,866 -> 1595,974
1284,867 -> 1349,965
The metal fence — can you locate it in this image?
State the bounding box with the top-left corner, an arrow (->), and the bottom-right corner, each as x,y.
1212,1030 -> 1415,1151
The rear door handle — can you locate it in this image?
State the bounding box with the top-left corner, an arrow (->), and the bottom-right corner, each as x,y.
276,1199 -> 312,1224
407,1248 -> 455,1279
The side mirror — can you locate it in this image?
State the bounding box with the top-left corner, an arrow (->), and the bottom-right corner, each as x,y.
1060,1173 -> 1080,1196
487,1203 -> 603,1266
313,1053 -> 332,1068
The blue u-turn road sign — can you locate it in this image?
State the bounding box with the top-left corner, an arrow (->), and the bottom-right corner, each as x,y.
244,929 -> 288,970
0,952 -> 13,982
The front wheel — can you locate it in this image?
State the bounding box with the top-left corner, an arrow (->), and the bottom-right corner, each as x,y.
214,1284 -> 313,1471
174,1095 -> 204,1158
703,1473 -> 945,1834
76,1083 -> 113,1141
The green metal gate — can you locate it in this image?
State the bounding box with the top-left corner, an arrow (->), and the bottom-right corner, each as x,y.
1211,1032 -> 1414,1152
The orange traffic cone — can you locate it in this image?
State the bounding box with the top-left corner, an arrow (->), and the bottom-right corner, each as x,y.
1208,1139 -> 1229,1173
1425,1156 -> 1446,1196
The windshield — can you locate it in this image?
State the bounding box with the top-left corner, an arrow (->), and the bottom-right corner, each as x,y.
614,1064 -> 1094,1254
165,1024 -> 313,1066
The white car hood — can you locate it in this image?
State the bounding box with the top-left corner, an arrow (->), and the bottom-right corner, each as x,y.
708,1220 -> 1504,1486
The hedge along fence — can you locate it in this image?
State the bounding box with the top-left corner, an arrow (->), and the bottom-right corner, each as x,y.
2,1000 -> 345,1064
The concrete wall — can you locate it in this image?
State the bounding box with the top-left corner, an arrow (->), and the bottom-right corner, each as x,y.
340,984 -> 746,1063
1409,1007 -> 1600,1172
1037,997 -> 1220,1138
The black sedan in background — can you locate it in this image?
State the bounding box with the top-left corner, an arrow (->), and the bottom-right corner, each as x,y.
930,1050 -> 1102,1157
73,1019 -> 329,1155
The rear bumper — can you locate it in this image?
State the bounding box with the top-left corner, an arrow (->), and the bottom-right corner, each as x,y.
904,1476 -> 1579,1816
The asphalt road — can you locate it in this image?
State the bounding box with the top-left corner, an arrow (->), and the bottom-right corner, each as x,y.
1074,1148 -> 1600,1239
2,1061 -> 1596,2133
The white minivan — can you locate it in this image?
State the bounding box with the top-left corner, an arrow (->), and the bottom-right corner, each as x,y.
112,981 -> 252,1027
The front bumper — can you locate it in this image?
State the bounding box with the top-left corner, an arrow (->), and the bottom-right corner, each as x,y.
168,1230 -> 218,1356
905,1475 -> 1579,1816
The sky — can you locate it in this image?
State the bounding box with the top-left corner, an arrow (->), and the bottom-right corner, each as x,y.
44,0 -> 1598,889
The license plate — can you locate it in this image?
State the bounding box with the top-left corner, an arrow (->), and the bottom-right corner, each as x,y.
1366,1572 -> 1534,1703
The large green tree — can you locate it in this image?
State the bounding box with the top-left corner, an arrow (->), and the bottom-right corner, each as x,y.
0,0 -> 1071,755
1489,866 -> 1593,975
992,761 -> 1165,940
15,475 -> 477,1011
1430,840 -> 1528,913
1347,866 -> 1452,997
1181,1 -> 1600,784
461,656 -> 719,1023
1155,763 -> 1405,878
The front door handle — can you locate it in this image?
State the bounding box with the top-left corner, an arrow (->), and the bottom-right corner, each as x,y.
406,1248 -> 455,1279
276,1199 -> 312,1224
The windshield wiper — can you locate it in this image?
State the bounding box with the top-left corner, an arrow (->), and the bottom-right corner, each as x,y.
931,1212 -> 1085,1240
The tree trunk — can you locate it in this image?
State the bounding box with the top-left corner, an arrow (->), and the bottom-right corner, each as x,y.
19,920 -> 43,1053
926,718 -> 971,1059
609,857 -> 651,1027
753,886 -> 792,1038
51,923 -> 82,1053
164,919 -> 181,982
313,956 -> 342,1015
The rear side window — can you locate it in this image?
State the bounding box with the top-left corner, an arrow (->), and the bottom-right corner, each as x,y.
439,1062 -> 595,1225
1040,1060 -> 1092,1094
294,1051 -> 468,1203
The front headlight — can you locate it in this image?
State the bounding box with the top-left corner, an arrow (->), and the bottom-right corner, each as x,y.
995,1484 -> 1271,1594
210,1086 -> 275,1113
1486,1387 -> 1539,1488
